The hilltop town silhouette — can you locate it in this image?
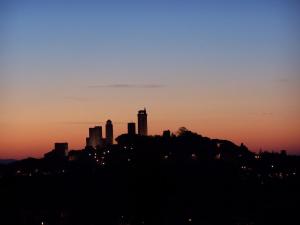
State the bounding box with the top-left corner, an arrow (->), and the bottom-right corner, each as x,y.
0,109 -> 299,225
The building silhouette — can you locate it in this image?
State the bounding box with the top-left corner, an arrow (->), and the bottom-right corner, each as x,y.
105,120 -> 113,145
86,126 -> 103,148
163,130 -> 171,138
137,108 -> 148,136
55,143 -> 68,154
44,142 -> 68,160
128,122 -> 136,135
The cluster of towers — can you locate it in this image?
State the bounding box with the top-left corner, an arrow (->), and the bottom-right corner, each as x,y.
128,108 -> 148,136
86,108 -> 148,149
86,120 -> 113,149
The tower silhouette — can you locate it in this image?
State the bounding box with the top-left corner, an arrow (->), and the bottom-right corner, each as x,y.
128,122 -> 136,135
137,108 -> 148,136
105,120 -> 113,145
86,126 -> 102,148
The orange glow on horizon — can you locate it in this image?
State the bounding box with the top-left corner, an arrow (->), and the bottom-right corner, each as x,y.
0,107 -> 299,159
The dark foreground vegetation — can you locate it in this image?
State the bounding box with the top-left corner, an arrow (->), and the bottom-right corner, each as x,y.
1,128 -> 299,225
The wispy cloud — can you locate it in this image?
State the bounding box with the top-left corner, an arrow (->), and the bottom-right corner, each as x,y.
88,84 -> 165,88
275,78 -> 289,83
55,121 -> 127,125
249,112 -> 274,117
262,112 -> 273,116
63,96 -> 89,102
56,121 -> 101,125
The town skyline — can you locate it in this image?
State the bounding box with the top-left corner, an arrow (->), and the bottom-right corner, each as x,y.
1,2 -> 300,225
1,107 -> 299,159
1,1 -> 299,158
2,106 -> 299,225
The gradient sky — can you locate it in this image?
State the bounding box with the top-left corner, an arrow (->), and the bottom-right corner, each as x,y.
0,0 -> 299,159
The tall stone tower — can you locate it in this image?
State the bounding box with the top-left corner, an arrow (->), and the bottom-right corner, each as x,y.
105,120 -> 113,145
137,108 -> 148,136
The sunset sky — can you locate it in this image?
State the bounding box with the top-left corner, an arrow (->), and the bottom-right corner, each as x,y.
1,0 -> 299,159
